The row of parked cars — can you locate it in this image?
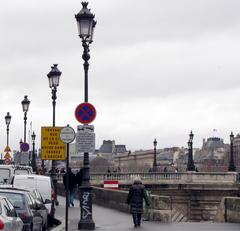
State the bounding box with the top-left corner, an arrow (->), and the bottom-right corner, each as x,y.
0,165 -> 56,231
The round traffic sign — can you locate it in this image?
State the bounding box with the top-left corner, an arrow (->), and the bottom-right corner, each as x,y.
75,102 -> 96,124
20,142 -> 29,152
4,158 -> 11,165
60,126 -> 76,144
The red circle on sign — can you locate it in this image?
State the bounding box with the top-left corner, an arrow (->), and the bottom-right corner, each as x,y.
75,102 -> 96,124
4,159 -> 11,165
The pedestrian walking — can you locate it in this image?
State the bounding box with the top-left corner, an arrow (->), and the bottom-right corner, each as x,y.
63,168 -> 76,207
126,177 -> 150,228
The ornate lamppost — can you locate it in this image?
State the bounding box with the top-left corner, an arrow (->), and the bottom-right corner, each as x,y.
75,2 -> 96,230
31,131 -> 37,172
153,139 -> 157,172
5,112 -> 11,147
187,131 -> 195,171
21,96 -> 30,143
47,64 -> 62,206
228,131 -> 236,171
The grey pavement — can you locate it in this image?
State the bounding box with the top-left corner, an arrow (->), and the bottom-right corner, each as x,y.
52,196 -> 240,231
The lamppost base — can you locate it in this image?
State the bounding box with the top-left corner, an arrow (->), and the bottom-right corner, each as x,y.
78,220 -> 95,230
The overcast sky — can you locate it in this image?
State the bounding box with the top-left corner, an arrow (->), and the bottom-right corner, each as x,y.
1,0 -> 240,154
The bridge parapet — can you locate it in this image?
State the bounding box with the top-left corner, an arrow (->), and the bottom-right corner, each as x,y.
90,172 -> 239,185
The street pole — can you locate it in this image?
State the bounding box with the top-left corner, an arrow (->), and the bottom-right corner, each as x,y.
228,132 -> 236,171
187,131 -> 195,171
153,139 -> 157,172
47,64 -> 62,206
31,131 -> 37,172
75,2 -> 96,230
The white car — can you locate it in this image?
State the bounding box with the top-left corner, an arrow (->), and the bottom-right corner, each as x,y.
0,196 -> 23,231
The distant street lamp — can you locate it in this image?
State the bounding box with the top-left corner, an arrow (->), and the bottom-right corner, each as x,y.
75,2 -> 96,230
228,131 -> 236,172
31,131 -> 37,172
187,131 -> 195,171
21,95 -> 30,143
4,112 -> 11,147
153,139 -> 157,172
47,64 -> 62,206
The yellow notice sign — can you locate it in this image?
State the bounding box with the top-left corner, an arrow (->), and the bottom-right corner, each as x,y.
41,127 -> 66,160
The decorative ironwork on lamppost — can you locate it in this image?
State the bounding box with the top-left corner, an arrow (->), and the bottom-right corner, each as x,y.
5,112 -> 11,147
47,64 -> 62,206
21,96 -> 30,143
75,2 -> 96,230
153,139 -> 157,172
187,131 -> 195,171
228,131 -> 236,172
31,131 -> 37,172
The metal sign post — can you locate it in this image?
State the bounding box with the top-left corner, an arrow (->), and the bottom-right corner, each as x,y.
60,125 -> 75,231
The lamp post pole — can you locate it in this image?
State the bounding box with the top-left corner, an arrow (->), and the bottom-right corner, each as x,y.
21,96 -> 30,165
228,132 -> 236,172
153,139 -> 157,172
187,131 -> 195,171
75,2 -> 96,230
21,96 -> 30,143
31,131 -> 37,172
47,64 -> 62,206
5,112 -> 11,147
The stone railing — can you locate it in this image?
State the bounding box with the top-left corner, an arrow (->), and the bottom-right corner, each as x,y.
57,172 -> 239,185
90,172 -> 239,185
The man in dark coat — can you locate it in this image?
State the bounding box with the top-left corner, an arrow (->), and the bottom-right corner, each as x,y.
75,168 -> 84,206
126,177 -> 150,228
63,168 -> 76,207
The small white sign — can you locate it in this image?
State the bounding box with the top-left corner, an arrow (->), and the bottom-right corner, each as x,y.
60,126 -> 76,144
76,125 -> 95,153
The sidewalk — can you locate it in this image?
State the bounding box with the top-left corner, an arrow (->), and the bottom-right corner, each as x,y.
53,196 -> 240,231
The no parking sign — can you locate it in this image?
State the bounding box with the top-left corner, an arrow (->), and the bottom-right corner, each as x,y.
75,102 -> 96,124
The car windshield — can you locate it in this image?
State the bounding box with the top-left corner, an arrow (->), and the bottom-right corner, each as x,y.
0,192 -> 26,209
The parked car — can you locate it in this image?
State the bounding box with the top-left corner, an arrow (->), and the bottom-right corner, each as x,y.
0,165 -> 33,184
0,187 -> 43,231
13,187 -> 48,231
0,196 -> 23,231
12,175 -> 54,216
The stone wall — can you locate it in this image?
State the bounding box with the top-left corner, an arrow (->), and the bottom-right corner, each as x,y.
215,197 -> 240,223
57,183 -> 171,222
92,187 -> 171,222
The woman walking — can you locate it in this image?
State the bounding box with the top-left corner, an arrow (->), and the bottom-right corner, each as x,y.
126,177 -> 150,228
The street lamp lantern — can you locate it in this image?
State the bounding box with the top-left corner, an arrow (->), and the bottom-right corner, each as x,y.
75,2 -> 96,43
21,95 -> 30,113
189,130 -> 194,141
31,131 -> 36,142
5,112 -> 11,126
228,131 -> 236,172
47,64 -> 62,88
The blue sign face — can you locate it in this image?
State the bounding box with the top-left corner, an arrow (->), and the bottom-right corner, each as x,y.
20,142 -> 29,152
75,102 -> 96,124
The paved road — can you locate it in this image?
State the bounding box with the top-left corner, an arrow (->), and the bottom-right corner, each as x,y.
53,196 -> 239,231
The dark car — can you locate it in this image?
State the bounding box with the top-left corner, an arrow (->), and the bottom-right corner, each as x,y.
21,187 -> 48,231
0,187 -> 43,231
